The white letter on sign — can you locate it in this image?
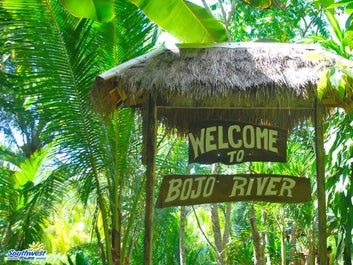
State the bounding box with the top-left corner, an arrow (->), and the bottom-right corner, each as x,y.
278,178 -> 296,197
180,178 -> 193,200
165,179 -> 182,203
268,129 -> 278,153
189,129 -> 205,159
264,177 -> 281,196
203,177 -> 216,197
229,176 -> 247,197
190,177 -> 206,199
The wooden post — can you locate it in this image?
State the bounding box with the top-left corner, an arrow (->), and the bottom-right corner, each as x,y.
142,94 -> 157,265
314,99 -> 327,265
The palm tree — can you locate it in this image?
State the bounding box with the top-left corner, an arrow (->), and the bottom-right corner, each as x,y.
1,1 -> 156,264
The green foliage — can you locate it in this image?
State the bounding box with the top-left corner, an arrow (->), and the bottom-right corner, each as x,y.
62,252 -> 90,265
224,239 -> 254,265
1,0 -> 156,264
67,244 -> 102,265
59,0 -> 229,43
308,10 -> 352,59
59,0 -> 114,22
2,0 -> 353,264
325,109 -> 353,263
242,0 -> 272,8
222,0 -> 328,42
0,142 -> 69,251
128,0 -> 228,43
305,5 -> 353,103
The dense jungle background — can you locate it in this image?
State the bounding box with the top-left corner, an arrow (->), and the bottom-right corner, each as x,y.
1,0 -> 353,264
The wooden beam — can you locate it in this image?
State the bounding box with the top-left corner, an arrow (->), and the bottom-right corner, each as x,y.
157,106 -> 315,110
142,94 -> 157,265
314,99 -> 327,265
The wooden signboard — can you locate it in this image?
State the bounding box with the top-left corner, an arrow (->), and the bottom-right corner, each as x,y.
156,174 -> 311,208
188,120 -> 287,165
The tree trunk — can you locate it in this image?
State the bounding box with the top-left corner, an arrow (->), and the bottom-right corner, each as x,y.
280,228 -> 286,265
142,94 -> 157,265
211,203 -> 224,265
210,163 -> 225,265
289,225 -> 298,264
314,100 -> 327,265
250,204 -> 264,265
223,202 -> 232,248
277,207 -> 286,265
307,227 -> 315,265
111,208 -> 121,264
262,210 -> 270,265
96,225 -> 107,265
180,206 -> 186,265
343,163 -> 353,265
111,171 -> 122,264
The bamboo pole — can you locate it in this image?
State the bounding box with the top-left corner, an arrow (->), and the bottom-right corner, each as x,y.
142,94 -> 157,265
314,99 -> 327,265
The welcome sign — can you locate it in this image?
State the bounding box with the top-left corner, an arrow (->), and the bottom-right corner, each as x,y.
156,174 -> 311,208
188,120 -> 287,164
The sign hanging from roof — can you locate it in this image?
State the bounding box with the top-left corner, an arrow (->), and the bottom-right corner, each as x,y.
156,174 -> 311,208
188,120 -> 287,165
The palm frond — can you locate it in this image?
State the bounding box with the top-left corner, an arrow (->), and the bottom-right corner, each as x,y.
0,142 -> 69,249
2,0 -> 157,262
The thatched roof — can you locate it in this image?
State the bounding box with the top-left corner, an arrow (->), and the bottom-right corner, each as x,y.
92,42 -> 352,132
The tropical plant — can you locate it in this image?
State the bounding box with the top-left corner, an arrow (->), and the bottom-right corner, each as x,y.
1,1 -> 157,265
200,0 -> 329,42
325,108 -> 353,264
60,0 -> 229,43
0,143 -> 68,261
3,1 -> 353,265
306,6 -> 353,105
307,5 -> 353,261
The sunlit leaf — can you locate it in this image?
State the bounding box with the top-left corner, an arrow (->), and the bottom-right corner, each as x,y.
346,27 -> 353,50
338,67 -> 353,79
329,66 -> 341,87
128,0 -> 228,43
347,2 -> 353,13
320,0 -> 335,8
329,66 -> 348,98
325,0 -> 352,9
337,75 -> 347,98
317,69 -> 330,100
325,11 -> 344,43
59,0 -> 114,22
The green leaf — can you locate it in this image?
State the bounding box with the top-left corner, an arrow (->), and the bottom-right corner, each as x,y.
346,27 -> 353,50
326,0 -> 351,9
347,3 -> 353,14
59,0 -> 114,22
317,69 -> 330,100
338,67 -> 353,79
337,76 -> 347,98
329,66 -> 347,98
67,254 -> 74,265
75,252 -> 88,265
242,0 -> 272,8
320,0 -> 335,8
128,0 -> 228,43
325,11 -> 345,43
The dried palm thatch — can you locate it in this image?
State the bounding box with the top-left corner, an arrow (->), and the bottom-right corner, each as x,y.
91,42 -> 351,132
